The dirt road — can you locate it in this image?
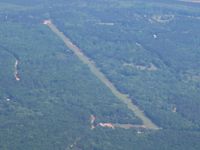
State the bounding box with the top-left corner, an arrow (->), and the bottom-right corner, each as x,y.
14,59 -> 20,81
45,20 -> 160,130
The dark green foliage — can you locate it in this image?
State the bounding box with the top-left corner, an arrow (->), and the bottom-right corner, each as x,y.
0,0 -> 200,149
0,20 -> 140,149
50,0 -> 200,129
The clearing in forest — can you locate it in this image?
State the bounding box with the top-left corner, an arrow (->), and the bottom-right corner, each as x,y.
44,20 -> 160,130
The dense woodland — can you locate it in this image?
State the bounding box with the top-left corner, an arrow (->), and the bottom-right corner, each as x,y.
51,0 -> 200,129
0,0 -> 200,150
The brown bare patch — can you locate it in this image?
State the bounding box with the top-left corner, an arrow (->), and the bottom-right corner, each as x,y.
179,0 -> 200,3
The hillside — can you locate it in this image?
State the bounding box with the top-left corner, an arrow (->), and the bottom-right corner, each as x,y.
0,0 -> 200,150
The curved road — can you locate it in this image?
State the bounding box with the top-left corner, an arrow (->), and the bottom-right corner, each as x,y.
0,45 -> 20,81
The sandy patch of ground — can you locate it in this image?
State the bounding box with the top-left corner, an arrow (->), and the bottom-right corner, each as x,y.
179,0 -> 200,3
97,22 -> 115,26
150,15 -> 175,24
123,63 -> 158,71
14,60 -> 20,81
